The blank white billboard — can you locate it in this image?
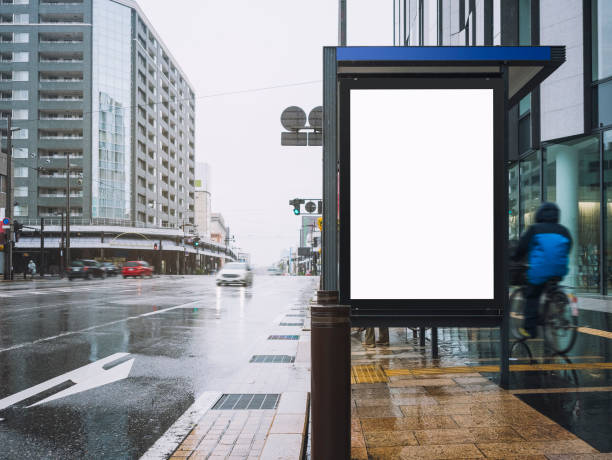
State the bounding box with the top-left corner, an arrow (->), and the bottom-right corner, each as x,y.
350,89 -> 494,300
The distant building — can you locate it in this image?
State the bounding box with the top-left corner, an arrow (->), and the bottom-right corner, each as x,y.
210,212 -> 227,245
194,162 -> 211,238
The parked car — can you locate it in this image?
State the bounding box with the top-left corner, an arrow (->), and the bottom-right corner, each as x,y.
100,262 -> 119,276
267,267 -> 282,276
122,261 -> 153,278
67,259 -> 106,280
216,262 -> 253,286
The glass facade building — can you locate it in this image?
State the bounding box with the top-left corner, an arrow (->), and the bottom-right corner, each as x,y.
0,0 -> 196,228
394,1 -> 612,294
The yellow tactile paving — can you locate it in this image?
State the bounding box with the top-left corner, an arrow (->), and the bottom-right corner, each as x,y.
578,326 -> 612,340
351,364 -> 388,383
386,362 -> 612,376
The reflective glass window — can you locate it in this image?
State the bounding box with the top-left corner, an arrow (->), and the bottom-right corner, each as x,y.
519,0 -> 531,45
544,135 -> 600,292
593,78 -> 612,128
509,162 -> 520,241
519,151 -> 540,232
592,0 -> 612,81
604,131 -> 612,289
92,0 -> 132,220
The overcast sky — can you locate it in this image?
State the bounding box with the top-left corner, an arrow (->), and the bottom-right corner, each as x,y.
137,0 -> 392,266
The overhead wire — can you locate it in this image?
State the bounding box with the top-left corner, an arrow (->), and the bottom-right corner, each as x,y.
1,79 -> 323,125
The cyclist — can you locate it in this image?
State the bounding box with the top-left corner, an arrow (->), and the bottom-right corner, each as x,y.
512,202 -> 572,338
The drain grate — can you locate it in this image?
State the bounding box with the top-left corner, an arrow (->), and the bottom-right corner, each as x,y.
268,335 -> 299,340
211,393 -> 280,410
279,322 -> 304,326
250,355 -> 295,363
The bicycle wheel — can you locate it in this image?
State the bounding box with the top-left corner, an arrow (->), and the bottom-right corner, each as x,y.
543,291 -> 578,354
509,287 -> 526,340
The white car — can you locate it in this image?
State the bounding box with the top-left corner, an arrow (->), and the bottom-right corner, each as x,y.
216,262 -> 253,286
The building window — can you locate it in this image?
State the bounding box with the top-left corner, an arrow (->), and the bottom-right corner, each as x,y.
14,167 -> 28,178
519,94 -> 532,154
12,128 -> 28,139
13,14 -> 28,24
14,205 -> 28,216
604,130 -> 612,290
12,71 -> 28,81
12,147 -> 27,158
519,150 -> 540,232
509,163 -> 519,241
544,135 -> 600,292
12,52 -> 28,63
12,109 -> 27,119
14,33 -> 28,43
14,186 -> 28,197
592,0 -> 612,127
12,90 -> 28,100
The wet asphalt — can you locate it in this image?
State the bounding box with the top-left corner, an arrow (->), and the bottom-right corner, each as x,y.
0,275 -> 316,459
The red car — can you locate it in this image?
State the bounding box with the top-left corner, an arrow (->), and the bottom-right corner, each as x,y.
122,261 -> 153,278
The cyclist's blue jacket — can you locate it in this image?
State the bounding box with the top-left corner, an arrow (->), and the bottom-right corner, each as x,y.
512,202 -> 572,285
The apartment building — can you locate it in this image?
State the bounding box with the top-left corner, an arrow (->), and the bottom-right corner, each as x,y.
0,0 -> 196,229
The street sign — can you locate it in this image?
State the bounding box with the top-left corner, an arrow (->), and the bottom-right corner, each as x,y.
2,218 -> 10,225
305,201 -> 316,213
298,247 -> 311,257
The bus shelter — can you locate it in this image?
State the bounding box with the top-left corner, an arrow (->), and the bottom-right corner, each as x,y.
313,46 -> 565,459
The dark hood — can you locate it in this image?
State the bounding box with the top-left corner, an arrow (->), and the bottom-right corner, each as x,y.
535,202 -> 560,223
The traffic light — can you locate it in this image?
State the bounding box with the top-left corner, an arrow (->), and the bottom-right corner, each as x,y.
193,237 -> 200,248
289,199 -> 305,215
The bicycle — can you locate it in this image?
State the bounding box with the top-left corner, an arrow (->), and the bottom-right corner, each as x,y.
509,266 -> 579,354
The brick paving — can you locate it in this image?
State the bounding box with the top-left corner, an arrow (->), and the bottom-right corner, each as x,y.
169,409 -> 274,460
350,329 -> 604,460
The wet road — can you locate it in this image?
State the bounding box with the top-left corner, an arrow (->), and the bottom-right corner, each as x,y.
0,275 -> 316,459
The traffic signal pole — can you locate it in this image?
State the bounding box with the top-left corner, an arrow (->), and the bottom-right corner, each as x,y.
4,114 -> 13,280
65,152 -> 71,267
40,217 -> 45,277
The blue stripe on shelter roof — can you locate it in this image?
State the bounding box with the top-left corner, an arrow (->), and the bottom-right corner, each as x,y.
336,46 -> 551,62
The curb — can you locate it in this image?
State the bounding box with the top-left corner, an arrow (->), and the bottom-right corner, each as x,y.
260,392 -> 310,460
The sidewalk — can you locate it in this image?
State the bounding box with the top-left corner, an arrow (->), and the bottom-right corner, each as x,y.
142,284 -> 314,460
350,330 -> 606,460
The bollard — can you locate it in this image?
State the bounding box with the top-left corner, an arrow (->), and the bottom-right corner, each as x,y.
311,290 -> 350,459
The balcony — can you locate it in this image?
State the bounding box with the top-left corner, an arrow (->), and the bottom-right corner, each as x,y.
39,32 -> 83,44
39,51 -> 83,63
39,13 -> 84,24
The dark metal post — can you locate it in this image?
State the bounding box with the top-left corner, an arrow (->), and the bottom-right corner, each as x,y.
500,65 -> 511,388
311,290 -> 350,459
419,327 -> 426,347
431,327 -> 439,359
339,0 -> 346,46
40,217 -> 44,277
59,211 -> 64,275
4,114 -> 13,280
65,152 -> 71,266
322,47 -> 338,291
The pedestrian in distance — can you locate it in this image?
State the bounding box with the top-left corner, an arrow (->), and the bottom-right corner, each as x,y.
28,260 -> 37,280
512,202 -> 572,338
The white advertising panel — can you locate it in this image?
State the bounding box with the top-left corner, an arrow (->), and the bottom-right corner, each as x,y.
350,89 -> 494,300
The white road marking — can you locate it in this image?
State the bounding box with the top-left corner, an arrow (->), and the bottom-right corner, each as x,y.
0,300 -> 202,354
139,391 -> 221,460
0,353 -> 134,410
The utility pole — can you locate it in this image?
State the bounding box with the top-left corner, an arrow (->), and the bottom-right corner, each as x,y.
40,217 -> 45,277
59,211 -> 64,275
4,114 -> 13,280
339,0 -> 347,46
65,152 -> 71,266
